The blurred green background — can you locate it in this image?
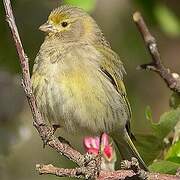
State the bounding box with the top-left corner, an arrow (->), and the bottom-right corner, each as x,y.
0,0 -> 180,179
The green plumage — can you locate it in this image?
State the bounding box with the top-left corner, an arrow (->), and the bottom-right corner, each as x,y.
31,5 -> 148,171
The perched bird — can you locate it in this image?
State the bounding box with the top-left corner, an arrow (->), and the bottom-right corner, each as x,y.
31,5 -> 148,170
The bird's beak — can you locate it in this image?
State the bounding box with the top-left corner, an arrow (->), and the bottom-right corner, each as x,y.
39,22 -> 53,33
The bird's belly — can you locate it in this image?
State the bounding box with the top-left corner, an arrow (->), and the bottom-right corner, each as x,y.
33,69 -> 127,135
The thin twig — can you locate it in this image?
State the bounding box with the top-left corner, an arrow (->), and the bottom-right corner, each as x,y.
3,0 -> 44,126
37,163 -> 180,180
133,12 -> 180,93
3,0 -> 85,167
36,164 -> 84,179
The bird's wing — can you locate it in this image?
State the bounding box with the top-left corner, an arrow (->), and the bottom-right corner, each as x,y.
95,44 -> 132,131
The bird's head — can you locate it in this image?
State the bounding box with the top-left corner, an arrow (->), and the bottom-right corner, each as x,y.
39,5 -> 102,43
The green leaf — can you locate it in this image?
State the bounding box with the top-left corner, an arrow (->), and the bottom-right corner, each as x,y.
135,134 -> 163,164
165,140 -> 180,164
63,0 -> 96,12
145,106 -> 153,121
149,160 -> 180,174
135,108 -> 180,164
151,108 -> 180,139
154,4 -> 180,37
170,92 -> 180,109
173,121 -> 180,144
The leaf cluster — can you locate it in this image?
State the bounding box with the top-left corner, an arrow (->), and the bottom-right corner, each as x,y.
135,92 -> 180,174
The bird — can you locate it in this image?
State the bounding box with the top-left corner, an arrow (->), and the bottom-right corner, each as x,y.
31,5 -> 148,171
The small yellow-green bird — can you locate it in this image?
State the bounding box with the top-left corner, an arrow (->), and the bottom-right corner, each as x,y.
31,5 -> 148,170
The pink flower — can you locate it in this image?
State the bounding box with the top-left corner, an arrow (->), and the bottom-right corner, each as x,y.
83,133 -> 116,167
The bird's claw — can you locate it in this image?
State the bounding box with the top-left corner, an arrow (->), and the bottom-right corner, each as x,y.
42,126 -> 55,148
83,153 -> 101,178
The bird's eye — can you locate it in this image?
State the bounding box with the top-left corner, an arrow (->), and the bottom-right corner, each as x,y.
61,21 -> 68,27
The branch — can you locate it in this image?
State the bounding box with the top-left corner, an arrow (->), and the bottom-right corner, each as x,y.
3,0 -> 85,167
37,163 -> 180,180
36,164 -> 84,179
133,12 -> 180,93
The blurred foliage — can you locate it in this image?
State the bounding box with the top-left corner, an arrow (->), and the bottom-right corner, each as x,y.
165,140 -> 180,163
133,0 -> 180,173
170,92 -> 180,109
134,0 -> 180,37
149,160 -> 180,174
154,4 -> 180,37
63,0 -> 96,12
135,107 -> 180,164
135,99 -> 180,173
0,71 -> 25,156
150,108 -> 180,139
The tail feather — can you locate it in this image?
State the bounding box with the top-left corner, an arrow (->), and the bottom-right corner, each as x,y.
113,131 -> 148,171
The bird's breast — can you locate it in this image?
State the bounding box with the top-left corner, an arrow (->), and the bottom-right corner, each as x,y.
32,45 -> 127,135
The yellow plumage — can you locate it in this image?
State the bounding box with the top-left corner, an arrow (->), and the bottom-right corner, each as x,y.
31,5 -> 148,170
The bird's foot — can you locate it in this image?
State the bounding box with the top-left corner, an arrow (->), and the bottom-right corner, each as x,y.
95,153 -> 102,177
33,122 -> 55,148
42,126 -> 55,148
121,157 -> 148,180
83,153 -> 102,179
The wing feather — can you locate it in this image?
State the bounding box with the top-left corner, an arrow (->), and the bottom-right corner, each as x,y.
95,44 -> 132,131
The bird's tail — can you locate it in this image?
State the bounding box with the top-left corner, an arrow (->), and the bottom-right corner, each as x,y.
113,130 -> 148,171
